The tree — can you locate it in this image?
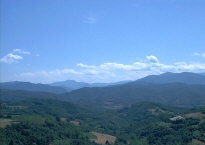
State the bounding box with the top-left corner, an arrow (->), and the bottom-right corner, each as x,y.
56,116 -> 61,122
9,140 -> 14,145
106,140 -> 110,145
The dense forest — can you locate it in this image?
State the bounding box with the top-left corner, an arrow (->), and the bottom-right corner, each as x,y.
1,99 -> 205,145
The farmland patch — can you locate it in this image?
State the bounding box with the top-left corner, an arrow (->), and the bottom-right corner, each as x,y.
90,131 -> 116,144
0,118 -> 20,128
185,112 -> 205,119
70,120 -> 80,126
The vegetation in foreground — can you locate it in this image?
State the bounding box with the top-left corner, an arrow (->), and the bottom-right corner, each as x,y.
1,99 -> 205,145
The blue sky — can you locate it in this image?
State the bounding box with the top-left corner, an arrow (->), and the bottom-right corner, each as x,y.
1,0 -> 205,83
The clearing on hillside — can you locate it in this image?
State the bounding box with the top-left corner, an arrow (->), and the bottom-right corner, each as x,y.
185,112 -> 205,119
0,119 -> 20,128
191,139 -> 205,145
70,120 -> 80,126
90,131 -> 116,144
60,118 -> 67,121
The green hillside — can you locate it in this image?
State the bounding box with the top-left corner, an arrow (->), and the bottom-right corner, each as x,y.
1,99 -> 205,145
0,89 -> 59,101
61,83 -> 205,110
1,82 -> 205,111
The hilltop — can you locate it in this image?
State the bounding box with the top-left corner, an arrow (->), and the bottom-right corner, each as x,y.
0,81 -> 69,94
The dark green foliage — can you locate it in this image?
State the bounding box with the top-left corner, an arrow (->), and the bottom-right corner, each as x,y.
60,82 -> 205,110
0,89 -> 58,101
1,99 -> 205,145
1,98 -> 92,119
0,117 -> 96,145
2,82 -> 205,112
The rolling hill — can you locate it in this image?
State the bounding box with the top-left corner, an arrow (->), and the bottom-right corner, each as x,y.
1,83 -> 205,111
0,89 -> 60,101
1,99 -> 205,145
61,82 -> 205,109
0,81 -> 68,94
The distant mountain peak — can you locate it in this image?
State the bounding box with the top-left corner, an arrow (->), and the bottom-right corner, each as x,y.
132,72 -> 205,85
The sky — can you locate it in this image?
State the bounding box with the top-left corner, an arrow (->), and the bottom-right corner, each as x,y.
1,0 -> 205,84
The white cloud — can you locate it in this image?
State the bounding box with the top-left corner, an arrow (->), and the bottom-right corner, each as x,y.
175,62 -> 205,72
13,49 -> 30,54
146,55 -> 159,63
192,52 -> 205,57
77,63 -> 95,69
99,62 -> 134,70
18,55 -> 205,83
84,16 -> 97,24
36,54 -> 40,57
19,68 -> 116,83
20,72 -> 35,77
193,52 -> 200,56
1,49 -> 30,64
1,53 -> 23,63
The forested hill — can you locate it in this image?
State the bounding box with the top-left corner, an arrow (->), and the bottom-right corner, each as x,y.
2,83 -> 205,112
61,83 -> 205,109
1,99 -> 205,145
0,89 -> 59,101
1,98 -> 90,119
0,81 -> 69,94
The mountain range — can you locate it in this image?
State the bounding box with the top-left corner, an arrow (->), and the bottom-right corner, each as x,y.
1,72 -> 205,111
0,80 -> 130,94
0,81 -> 68,94
1,72 -> 205,145
50,80 -> 131,90
131,72 -> 205,85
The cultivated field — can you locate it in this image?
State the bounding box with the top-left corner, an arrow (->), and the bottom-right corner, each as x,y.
70,120 -> 80,126
185,112 -> 205,119
60,118 -> 67,121
191,139 -> 205,145
90,131 -> 116,144
0,118 -> 20,128
8,106 -> 28,109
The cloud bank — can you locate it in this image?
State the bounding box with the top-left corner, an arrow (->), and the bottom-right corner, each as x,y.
18,55 -> 205,83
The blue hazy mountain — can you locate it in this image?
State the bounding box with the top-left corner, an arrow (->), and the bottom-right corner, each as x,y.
0,81 -> 68,94
50,80 -> 130,90
199,73 -> 205,76
131,72 -> 205,85
1,72 -> 205,109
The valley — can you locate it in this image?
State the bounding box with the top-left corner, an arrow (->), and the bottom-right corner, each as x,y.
1,72 -> 205,144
